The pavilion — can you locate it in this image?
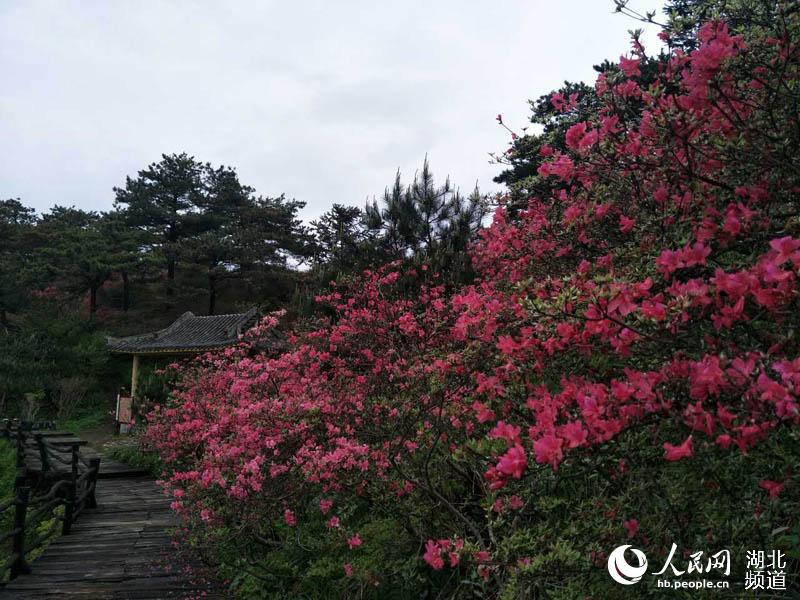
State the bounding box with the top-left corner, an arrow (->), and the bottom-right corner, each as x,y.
107,308 -> 260,401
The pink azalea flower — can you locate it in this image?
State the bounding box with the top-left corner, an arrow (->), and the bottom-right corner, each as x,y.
559,421 -> 588,449
623,518 -> 639,538
423,540 -> 444,570
758,480 -> 785,499
663,436 -> 694,461
619,54 -> 641,77
715,434 -> 733,449
508,495 -> 524,510
533,434 -> 564,470
496,445 -> 527,479
489,420 -> 522,445
769,236 -> 800,264
619,215 -> 636,233
283,509 -> 296,527
472,401 -> 496,423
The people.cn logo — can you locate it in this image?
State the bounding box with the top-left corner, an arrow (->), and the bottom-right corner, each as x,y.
607,545 -> 649,585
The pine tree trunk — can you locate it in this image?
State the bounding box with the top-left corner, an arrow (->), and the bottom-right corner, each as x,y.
166,257 -> 175,296
208,274 -> 216,316
89,285 -> 98,318
122,271 -> 130,312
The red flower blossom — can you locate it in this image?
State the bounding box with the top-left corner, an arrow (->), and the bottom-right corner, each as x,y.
623,518 -> 639,538
758,480 -> 785,499
496,445 -> 527,479
663,436 -> 694,461
533,435 -> 564,470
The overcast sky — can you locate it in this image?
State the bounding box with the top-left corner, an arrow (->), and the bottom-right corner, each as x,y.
1,0 -> 664,222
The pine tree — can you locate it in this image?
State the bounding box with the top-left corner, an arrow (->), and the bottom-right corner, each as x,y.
98,211 -> 151,312
364,157 -> 488,277
36,207 -> 118,317
113,153 -> 205,287
0,199 -> 37,328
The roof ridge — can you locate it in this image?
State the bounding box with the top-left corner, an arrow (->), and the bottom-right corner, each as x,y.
156,311 -> 194,334
227,307 -> 258,337
107,307 -> 261,355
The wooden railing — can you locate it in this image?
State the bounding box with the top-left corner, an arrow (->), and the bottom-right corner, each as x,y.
0,419 -> 101,580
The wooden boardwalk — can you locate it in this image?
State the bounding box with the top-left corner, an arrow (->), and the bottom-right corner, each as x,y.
1,467 -> 227,599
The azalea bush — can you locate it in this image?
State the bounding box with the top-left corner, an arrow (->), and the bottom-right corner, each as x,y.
146,8 -> 800,599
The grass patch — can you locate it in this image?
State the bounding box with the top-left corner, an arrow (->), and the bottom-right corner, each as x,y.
0,439 -> 16,499
58,404 -> 109,434
106,443 -> 163,477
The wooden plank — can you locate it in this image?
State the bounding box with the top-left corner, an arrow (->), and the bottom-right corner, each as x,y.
96,460 -> 150,478
44,438 -> 88,447
30,431 -> 77,438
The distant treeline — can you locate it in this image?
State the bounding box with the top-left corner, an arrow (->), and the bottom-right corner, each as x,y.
0,153 -> 488,417
2,153 -> 487,321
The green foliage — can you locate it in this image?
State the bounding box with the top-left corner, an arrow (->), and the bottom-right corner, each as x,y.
0,440 -> 16,501
59,404 -> 109,434
209,512 -> 428,599
113,152 -> 206,282
661,0 -> 785,50
300,159 -> 489,318
0,306 -> 111,418
310,204 -> 378,280
0,155 -> 321,419
133,361 -> 175,410
0,440 -> 16,582
476,423 -> 800,599
177,425 -> 799,598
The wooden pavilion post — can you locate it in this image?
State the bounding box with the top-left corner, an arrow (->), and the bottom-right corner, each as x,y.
130,354 -> 140,400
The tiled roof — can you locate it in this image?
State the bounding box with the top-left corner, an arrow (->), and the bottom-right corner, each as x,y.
107,308 -> 263,354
